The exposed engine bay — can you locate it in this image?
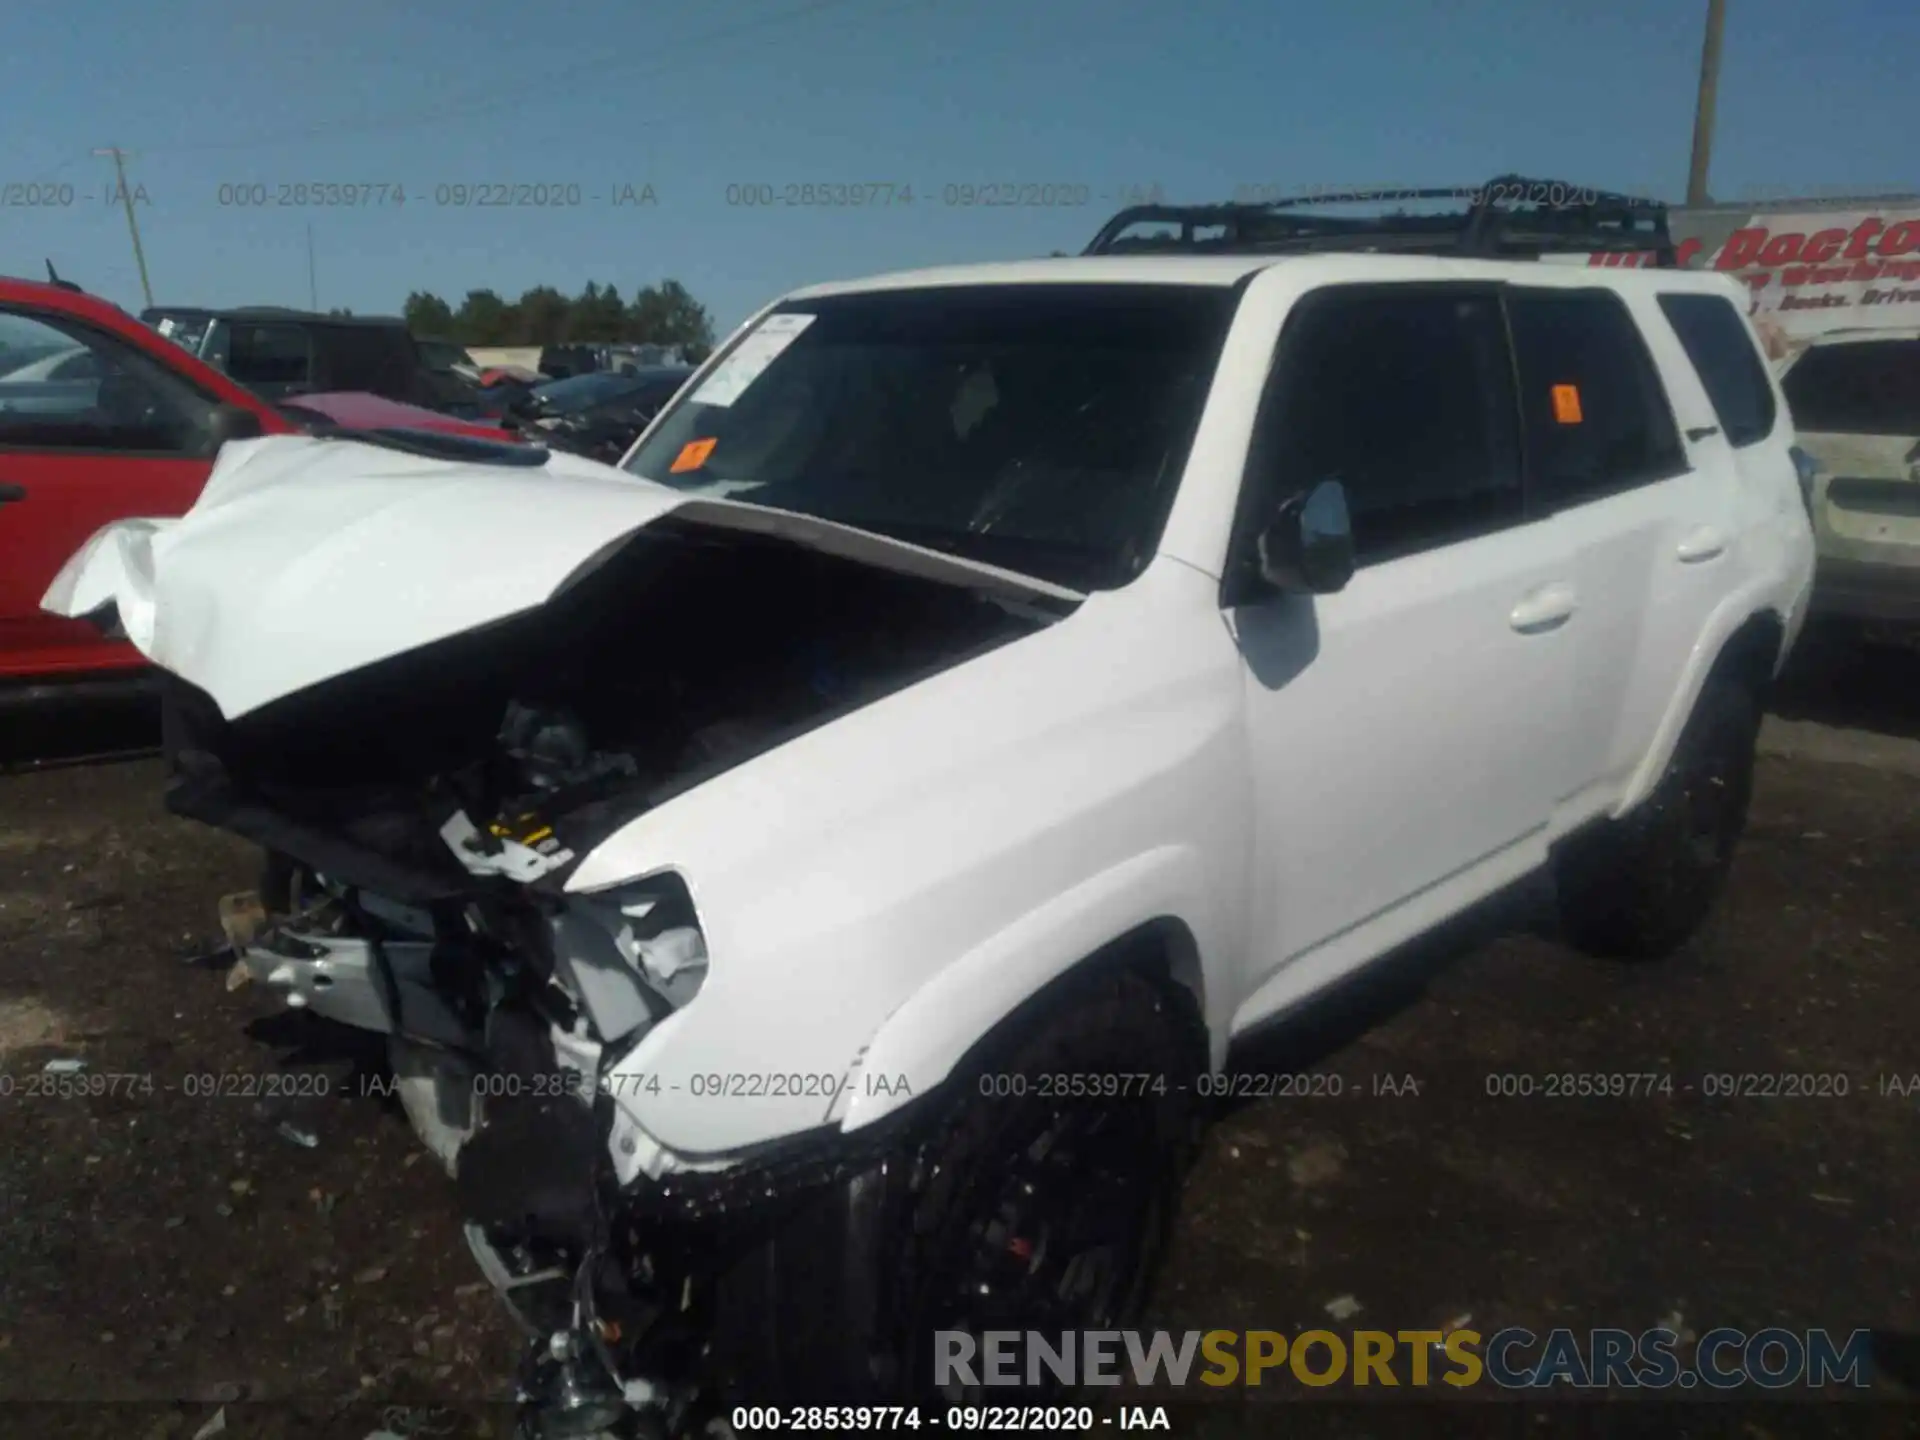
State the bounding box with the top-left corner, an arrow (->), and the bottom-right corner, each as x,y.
167,522 -> 1064,1436
168,517 -> 1054,902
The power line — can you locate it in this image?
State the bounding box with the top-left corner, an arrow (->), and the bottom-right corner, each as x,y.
12,152 -> 87,192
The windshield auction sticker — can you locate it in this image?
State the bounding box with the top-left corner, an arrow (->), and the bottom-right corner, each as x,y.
670,437 -> 717,473
689,312 -> 815,407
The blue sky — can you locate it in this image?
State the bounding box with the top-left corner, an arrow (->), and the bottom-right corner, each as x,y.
3,0 -> 1913,333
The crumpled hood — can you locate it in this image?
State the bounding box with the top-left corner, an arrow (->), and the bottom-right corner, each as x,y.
41,434 -> 1082,720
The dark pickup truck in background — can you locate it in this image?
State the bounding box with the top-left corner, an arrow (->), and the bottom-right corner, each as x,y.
142,306 -> 484,415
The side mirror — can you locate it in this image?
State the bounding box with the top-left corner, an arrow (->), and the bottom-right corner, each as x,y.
1257,478 -> 1355,594
204,402 -> 265,453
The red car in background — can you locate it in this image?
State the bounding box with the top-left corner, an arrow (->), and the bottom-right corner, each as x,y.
0,276 -> 522,703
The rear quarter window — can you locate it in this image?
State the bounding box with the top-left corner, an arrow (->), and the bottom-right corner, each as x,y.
1657,293 -> 1778,447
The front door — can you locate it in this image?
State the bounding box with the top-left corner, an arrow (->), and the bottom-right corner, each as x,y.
0,306 -> 223,679
1228,284 -> 1577,1015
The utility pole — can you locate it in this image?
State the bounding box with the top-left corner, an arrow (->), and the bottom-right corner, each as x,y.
1685,0 -> 1727,206
307,223 -> 318,309
93,146 -> 155,308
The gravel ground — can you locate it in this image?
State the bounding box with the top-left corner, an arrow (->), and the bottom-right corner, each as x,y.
1,632 -> 1916,1440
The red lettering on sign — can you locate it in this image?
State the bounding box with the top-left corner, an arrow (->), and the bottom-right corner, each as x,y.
1801,228 -> 1847,264
1880,220 -> 1920,257
1718,227 -> 1768,269
1844,217 -> 1884,259
1675,237 -> 1706,267
1758,232 -> 1805,266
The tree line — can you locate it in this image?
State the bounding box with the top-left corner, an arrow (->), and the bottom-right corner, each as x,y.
402,280 -> 716,354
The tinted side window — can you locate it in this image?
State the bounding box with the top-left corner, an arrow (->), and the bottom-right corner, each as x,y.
1245,287 -> 1522,566
1657,293 -> 1777,446
320,326 -> 421,403
225,324 -> 312,391
1781,341 -> 1920,435
1507,289 -> 1687,509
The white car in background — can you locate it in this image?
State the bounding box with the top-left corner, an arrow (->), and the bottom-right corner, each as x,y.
1778,327 -> 1920,629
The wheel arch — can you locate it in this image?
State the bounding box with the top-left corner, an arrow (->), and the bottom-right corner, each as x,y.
1614,602 -> 1784,817
835,849 -> 1219,1136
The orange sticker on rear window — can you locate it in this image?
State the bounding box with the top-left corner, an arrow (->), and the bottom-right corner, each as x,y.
670,437 -> 716,473
1551,384 -> 1583,424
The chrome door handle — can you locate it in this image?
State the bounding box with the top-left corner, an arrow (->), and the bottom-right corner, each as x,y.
1509,582 -> 1578,634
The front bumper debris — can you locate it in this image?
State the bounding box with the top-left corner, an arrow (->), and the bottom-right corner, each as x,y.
229,899 -> 471,1047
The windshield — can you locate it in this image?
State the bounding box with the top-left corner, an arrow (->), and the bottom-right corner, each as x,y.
575,373 -> 691,421
1783,340 -> 1920,436
531,370 -> 641,411
144,311 -> 214,353
416,340 -> 471,372
623,284 -> 1237,591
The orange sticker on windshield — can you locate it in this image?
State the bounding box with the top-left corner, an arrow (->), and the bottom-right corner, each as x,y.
1551,384 -> 1583,424
670,437 -> 716,473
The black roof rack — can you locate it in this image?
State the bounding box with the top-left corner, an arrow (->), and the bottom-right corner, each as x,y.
1083,175 -> 1676,264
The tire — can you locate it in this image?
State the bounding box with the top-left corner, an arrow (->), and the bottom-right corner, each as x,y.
706,964 -> 1203,1409
1554,675 -> 1761,961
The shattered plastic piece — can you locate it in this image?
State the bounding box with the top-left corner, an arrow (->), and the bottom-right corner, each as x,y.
41,1058 -> 86,1075
276,1122 -> 319,1149
1324,1294 -> 1363,1321
190,1408 -> 226,1440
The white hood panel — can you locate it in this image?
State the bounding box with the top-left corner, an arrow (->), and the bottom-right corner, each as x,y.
40,435 -> 1081,719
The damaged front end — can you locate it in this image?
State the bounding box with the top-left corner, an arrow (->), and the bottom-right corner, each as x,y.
143,502 -> 1067,1434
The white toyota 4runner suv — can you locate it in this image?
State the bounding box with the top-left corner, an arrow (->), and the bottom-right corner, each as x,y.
46,186 -> 1814,1435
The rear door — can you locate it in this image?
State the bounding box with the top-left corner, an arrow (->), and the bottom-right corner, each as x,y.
0,306 -> 225,679
1232,283 -> 1578,991
1503,286 -> 1729,814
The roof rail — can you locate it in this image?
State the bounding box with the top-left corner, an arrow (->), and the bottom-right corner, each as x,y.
1082,175 -> 1676,264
